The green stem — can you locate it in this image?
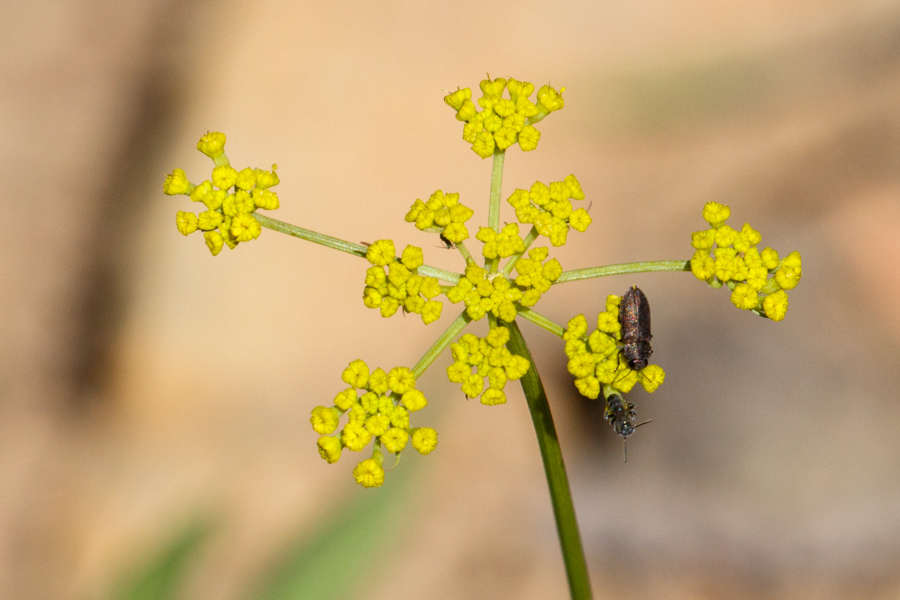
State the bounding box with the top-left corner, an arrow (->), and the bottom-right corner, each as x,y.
506,321 -> 592,600
411,311 -> 470,379
516,306 -> 566,339
253,213 -> 460,284
489,151 -> 505,232
486,151 -> 506,273
254,212 -> 370,257
455,240 -> 477,265
501,225 -> 539,278
555,260 -> 690,284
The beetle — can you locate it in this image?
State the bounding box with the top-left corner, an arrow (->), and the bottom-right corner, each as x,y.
619,285 -> 652,370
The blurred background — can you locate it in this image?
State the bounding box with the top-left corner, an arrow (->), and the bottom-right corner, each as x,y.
4,0 -> 900,598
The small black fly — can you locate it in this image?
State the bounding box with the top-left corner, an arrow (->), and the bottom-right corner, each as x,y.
604,391 -> 652,462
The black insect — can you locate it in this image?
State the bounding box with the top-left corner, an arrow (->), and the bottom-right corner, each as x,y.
619,285 -> 652,370
604,391 -> 652,462
438,233 -> 456,249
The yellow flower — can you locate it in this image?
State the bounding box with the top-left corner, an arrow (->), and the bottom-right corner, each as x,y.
762,290 -> 789,321
175,211 -> 199,236
353,457 -> 385,488
365,239 -> 395,266
381,428 -> 409,453
690,250 -> 715,281
341,359 -> 370,388
388,367 -> 416,394
504,355 -> 529,379
310,406 -> 340,435
203,231 -> 224,256
230,213 -> 261,242
368,368 -> 389,394
334,388 -> 358,411
565,315 -> 588,341
569,208 -> 592,232
730,283 -> 759,310
401,389 -> 428,412
341,422 -> 373,451
611,361 -> 638,393
518,125 -> 540,151
639,365 -> 666,393
421,300 -> 442,324
211,166 -> 238,189
234,167 -> 257,191
537,84 -> 565,112
197,210 -> 224,231
317,436 -> 342,464
447,361 -> 470,383
254,166 -> 280,189
461,374 -> 484,398
714,225 -> 737,247
444,88 -> 472,111
252,188 -> 280,210
567,352 -> 596,379
197,131 -> 227,160
691,229 -> 716,251
480,388 -> 506,406
596,311 -> 620,335
189,180 -> 212,204
364,413 -> 391,437
774,252 -> 802,290
411,427 -> 438,454
702,201 -> 730,227
472,131 -> 496,158
163,169 -> 191,195
401,245 -> 424,269
574,376 -> 600,399
760,247 -> 780,270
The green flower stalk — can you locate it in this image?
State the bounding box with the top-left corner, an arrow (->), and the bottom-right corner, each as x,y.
162,75 -> 803,600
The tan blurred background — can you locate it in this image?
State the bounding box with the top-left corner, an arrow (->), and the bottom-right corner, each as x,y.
4,0 -> 900,598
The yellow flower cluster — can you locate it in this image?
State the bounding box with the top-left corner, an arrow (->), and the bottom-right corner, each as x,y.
475,223 -> 526,259
513,247 -> 563,307
446,327 -> 530,405
446,264 -> 522,322
405,190 -> 475,244
507,176 -> 591,246
362,240 -> 443,324
444,76 -> 565,158
163,132 -> 280,256
689,202 -> 802,321
563,296 -> 666,400
310,359 -> 439,488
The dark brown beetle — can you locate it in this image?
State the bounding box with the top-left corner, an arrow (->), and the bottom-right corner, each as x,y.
619,285 -> 652,370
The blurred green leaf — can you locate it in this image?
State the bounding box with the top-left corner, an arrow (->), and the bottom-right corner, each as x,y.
246,467 -> 413,600
107,516 -> 213,600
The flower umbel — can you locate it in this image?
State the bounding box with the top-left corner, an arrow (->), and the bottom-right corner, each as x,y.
362,240 -> 444,324
690,202 -> 802,321
563,295 -> 666,401
444,76 -> 566,158
446,326 -> 530,405
311,359 -> 438,488
163,132 -> 280,256
507,176 -> 590,247
164,76 -> 803,599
